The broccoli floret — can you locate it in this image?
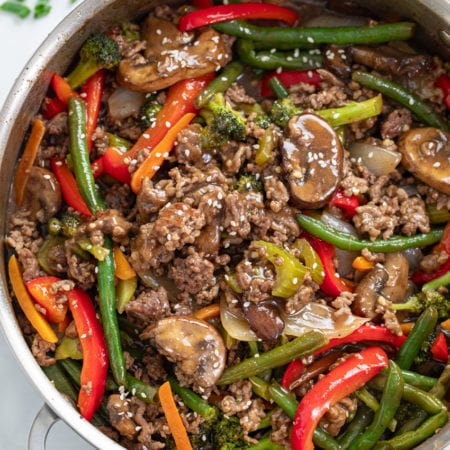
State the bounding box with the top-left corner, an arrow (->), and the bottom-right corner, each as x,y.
414,330 -> 437,366
253,114 -> 272,129
47,214 -> 81,237
66,34 -> 121,89
200,93 -> 247,148
269,97 -> 302,128
233,174 -> 264,193
392,290 -> 450,320
212,415 -> 250,449
139,96 -> 163,129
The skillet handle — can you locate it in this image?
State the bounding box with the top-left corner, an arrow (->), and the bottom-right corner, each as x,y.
28,404 -> 59,450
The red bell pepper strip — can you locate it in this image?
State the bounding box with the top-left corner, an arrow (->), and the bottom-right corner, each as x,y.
178,3 -> 299,32
435,73 -> 450,109
431,332 -> 449,363
260,69 -> 322,97
51,72 -> 78,105
329,188 -> 360,218
303,233 -> 353,297
291,346 -> 389,450
26,276 -> 69,324
51,158 -> 92,217
281,324 -> 405,389
102,74 -> 214,183
67,286 -> 108,421
41,96 -> 66,119
91,156 -> 105,178
412,222 -> 450,285
81,69 -> 105,152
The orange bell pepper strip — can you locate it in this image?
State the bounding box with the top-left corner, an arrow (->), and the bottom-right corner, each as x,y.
51,157 -> 92,217
25,276 -> 69,324
113,246 -> 136,280
14,118 -> 46,206
51,72 -> 78,105
352,255 -> 375,271
103,74 -> 214,183
159,381 -> 193,450
193,303 -> 220,321
8,255 -> 58,344
130,112 -> 196,193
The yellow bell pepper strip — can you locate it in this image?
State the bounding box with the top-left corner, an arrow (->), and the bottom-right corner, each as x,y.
158,381 -> 193,450
178,2 -> 299,32
25,276 -> 69,324
67,286 -> 108,421
13,118 -> 45,207
130,112 -> 196,193
55,336 -> 83,360
113,246 -> 136,280
116,277 -> 137,314
8,255 -> 58,344
251,240 -> 310,298
291,346 -> 389,450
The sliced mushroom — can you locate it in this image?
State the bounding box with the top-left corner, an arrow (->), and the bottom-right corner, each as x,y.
141,315 -> 226,388
350,45 -> 433,78
352,264 -> 388,319
22,166 -> 62,222
353,252 -> 409,318
243,300 -> 285,341
380,252 -> 409,304
117,17 -> 232,92
282,113 -> 344,208
398,127 -> 450,195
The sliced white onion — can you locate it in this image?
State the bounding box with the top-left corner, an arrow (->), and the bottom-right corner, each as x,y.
283,302 -> 369,339
108,86 -> 146,120
349,142 -> 402,176
321,209 -> 358,235
220,297 -> 258,342
220,297 -> 369,341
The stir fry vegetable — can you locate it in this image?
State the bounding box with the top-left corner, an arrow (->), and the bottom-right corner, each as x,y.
6,1 -> 450,448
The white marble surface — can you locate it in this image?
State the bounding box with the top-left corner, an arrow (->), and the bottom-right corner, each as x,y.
0,2 -> 94,449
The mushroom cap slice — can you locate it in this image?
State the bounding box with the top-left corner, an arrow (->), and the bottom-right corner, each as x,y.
282,113 -> 344,209
117,17 -> 231,92
22,166 -> 62,222
398,127 -> 450,195
142,315 -> 226,388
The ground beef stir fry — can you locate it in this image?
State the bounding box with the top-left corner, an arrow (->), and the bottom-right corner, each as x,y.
5,1 -> 450,449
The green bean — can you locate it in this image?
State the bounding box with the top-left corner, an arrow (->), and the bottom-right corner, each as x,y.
265,381 -> 340,450
374,409 -> 448,450
350,361 -> 404,450
236,39 -> 322,70
395,307 -> 438,370
397,369 -> 437,391
98,236 -> 127,385
268,76 -> 289,99
370,378 -> 444,415
194,61 -> 243,109
217,331 -> 328,385
429,361 -> 450,400
168,377 -> 218,421
213,21 -> 415,49
125,373 -> 157,403
296,214 -> 444,252
42,363 -> 78,404
337,404 -> 373,449
352,71 -> 450,132
68,97 -> 106,215
423,269 -> 450,292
